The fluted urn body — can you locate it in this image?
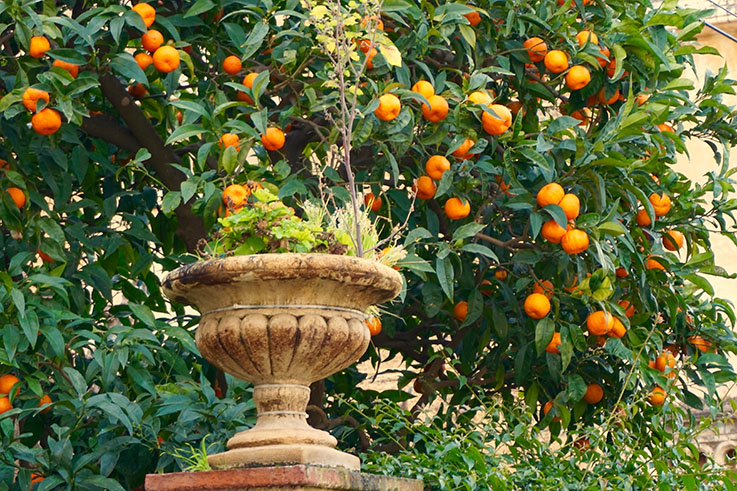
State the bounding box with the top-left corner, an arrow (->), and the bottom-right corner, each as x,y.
162,254 -> 403,470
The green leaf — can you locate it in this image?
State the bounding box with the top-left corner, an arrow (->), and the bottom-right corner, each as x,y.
567,374 -> 587,402
129,303 -> 156,327
110,53 -> 147,84
165,124 -> 205,145
161,191 -> 181,215
535,317 -> 555,356
461,243 -> 498,260
436,256 -> 454,301
598,221 -> 626,236
453,222 -> 484,240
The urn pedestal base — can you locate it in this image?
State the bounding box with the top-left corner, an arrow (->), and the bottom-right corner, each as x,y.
208,444 -> 360,471
144,464 -> 423,491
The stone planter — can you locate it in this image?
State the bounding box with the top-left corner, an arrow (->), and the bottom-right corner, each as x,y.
162,253 -> 403,471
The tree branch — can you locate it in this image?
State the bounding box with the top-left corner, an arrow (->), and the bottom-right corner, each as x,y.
80,114 -> 140,154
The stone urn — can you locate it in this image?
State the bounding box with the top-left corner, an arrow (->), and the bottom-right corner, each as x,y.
162,253 -> 403,471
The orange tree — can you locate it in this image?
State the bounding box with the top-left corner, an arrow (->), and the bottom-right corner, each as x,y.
1,0 -> 737,488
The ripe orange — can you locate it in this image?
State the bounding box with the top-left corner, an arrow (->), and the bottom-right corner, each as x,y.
0,397 -> 11,414
533,280 -> 554,299
570,108 -> 591,126
128,83 -> 148,98
444,197 -> 470,220
464,8 -> 481,27
536,182 -> 564,207
425,155 -> 451,180
523,37 -> 547,62
451,138 -> 476,160
524,293 -> 550,319
559,193 -> 580,220
576,31 -> 598,46
237,72 -> 259,103
658,123 -> 675,133
543,50 -> 568,74
31,108 -> 62,135
561,229 -> 589,254
662,230 -> 684,251
583,383 -> 603,404
223,55 -> 242,75
52,59 -> 79,78
688,335 -> 712,353
618,300 -> 634,318
361,15 -> 384,31
219,133 -> 240,150
482,104 -> 512,135
609,317 -> 627,338
0,374 -> 20,396
364,192 -> 382,212
596,45 -> 611,68
422,95 -> 449,123
545,332 -> 562,354
176,111 -> 183,125
261,127 -> 286,151
468,90 -> 492,105
598,88 -> 620,105
366,317 -> 382,336
141,29 -> 164,52
39,394 -> 52,413
543,400 -> 561,422
649,193 -> 671,217
541,219 -> 567,243
132,2 -> 156,28
636,93 -> 650,106
586,311 -> 613,335
635,209 -> 652,226
38,249 -> 53,262
649,386 -> 666,406
153,46 -> 180,73
222,184 -> 248,210
654,352 -> 676,373
615,267 -> 628,278
565,65 -> 591,91
135,52 -> 154,70
415,176 -> 437,200
412,80 -> 435,100
22,88 -> 50,113
29,36 -> 50,58
375,94 -> 401,121
494,269 -> 507,281
646,255 -> 666,271
453,301 -> 468,322
365,47 -> 378,69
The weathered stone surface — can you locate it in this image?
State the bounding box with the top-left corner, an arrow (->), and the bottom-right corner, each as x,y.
162,254 -> 403,470
145,465 -> 423,491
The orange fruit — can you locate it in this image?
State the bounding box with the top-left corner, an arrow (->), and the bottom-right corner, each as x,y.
533,280 -> 554,299
508,100 -> 524,115
464,9 -> 481,27
523,37 -> 547,62
524,293 -> 550,319
654,352 -> 676,373
444,197 -> 470,220
421,95 -> 449,123
135,52 -> 154,70
223,55 -> 242,75
365,47 -> 378,69
596,45 -> 611,67
609,317 -> 627,338
31,108 -> 62,135
543,400 -> 561,422
635,209 -> 652,226
561,229 -> 589,254
649,386 -> 666,406
261,127 -> 286,151
222,184 -> 248,210
22,88 -> 50,113
0,397 -> 11,414
52,59 -> 79,78
618,300 -> 634,318
238,73 -> 259,103
586,311 -> 613,335
649,193 -> 671,217
688,335 -> 712,353
31,473 -> 44,487
415,176 -> 437,200
366,317 -> 382,336
494,269 -> 507,281
425,155 -> 451,180
559,193 -> 580,220
662,230 -> 684,251
375,94 -> 401,121
412,80 -> 435,100
128,83 -> 148,98
583,383 -> 603,404
545,332 -> 562,354
0,374 -> 20,396
576,31 -> 598,46
658,123 -> 675,133
536,183 -> 564,207
132,2 -> 156,28
39,394 -> 52,413
361,15 -> 384,31
598,88 -> 620,105
219,133 -> 240,150
454,301 -> 468,322
570,108 -> 591,126
153,46 -> 180,73
364,192 -> 382,212
482,104 -> 512,136
544,50 -> 568,74
451,138 -> 476,160
176,111 -> 183,125
615,267 -> 628,278
141,29 -> 164,52
646,255 -> 666,271
29,36 -> 50,58
541,219 -> 567,244
38,249 -> 53,262
357,39 -> 373,54
636,93 -> 650,106
565,65 -> 591,91
468,90 -> 492,105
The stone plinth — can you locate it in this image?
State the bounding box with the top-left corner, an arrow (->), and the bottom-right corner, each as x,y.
144,465 -> 423,491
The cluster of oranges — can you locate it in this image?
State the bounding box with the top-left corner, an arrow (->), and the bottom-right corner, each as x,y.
21,36 -> 71,135
130,3 -> 181,97
220,181 -> 263,215
0,373 -> 52,415
536,183 -> 588,255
